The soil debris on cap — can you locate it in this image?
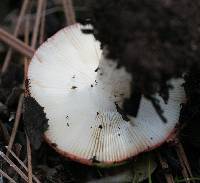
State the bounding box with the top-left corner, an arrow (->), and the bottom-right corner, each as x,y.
51,143 -> 58,147
71,86 -> 77,89
89,0 -> 200,122
24,96 -> 49,149
123,84 -> 142,117
91,156 -> 100,163
94,67 -> 99,72
115,102 -> 130,121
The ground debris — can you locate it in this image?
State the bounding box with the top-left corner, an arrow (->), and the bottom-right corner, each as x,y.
24,96 -> 49,150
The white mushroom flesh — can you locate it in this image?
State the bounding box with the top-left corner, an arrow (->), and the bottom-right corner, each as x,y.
28,24 -> 185,164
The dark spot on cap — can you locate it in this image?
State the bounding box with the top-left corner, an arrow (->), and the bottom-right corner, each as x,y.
91,84 -> 93,87
150,137 -> 153,140
91,156 -> 100,163
94,67 -> 99,72
90,126 -> 92,128
67,123 -> 70,127
98,125 -> 103,129
72,75 -> 75,79
100,73 -> 103,76
71,86 -> 77,89
51,143 -> 57,147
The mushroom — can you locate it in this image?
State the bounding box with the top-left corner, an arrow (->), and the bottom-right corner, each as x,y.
27,23 -> 185,166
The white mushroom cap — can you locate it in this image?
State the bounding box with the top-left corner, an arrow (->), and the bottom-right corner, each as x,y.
28,24 -> 185,165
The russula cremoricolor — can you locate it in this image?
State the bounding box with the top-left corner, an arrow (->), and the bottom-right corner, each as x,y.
27,23 -> 185,166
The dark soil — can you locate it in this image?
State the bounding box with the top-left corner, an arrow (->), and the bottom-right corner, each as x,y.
24,96 -> 49,150
88,0 -> 200,122
1,0 -> 200,183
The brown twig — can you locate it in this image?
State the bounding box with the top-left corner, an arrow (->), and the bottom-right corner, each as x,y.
24,15 -> 31,80
62,0 -> 76,25
31,0 -> 44,49
24,13 -> 33,183
39,0 -> 46,44
1,0 -> 30,73
26,134 -> 33,183
6,94 -> 24,155
5,147 -> 41,183
157,152 -> 175,183
0,28 -> 34,58
0,151 -> 28,182
175,141 -> 194,183
0,169 -> 17,183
